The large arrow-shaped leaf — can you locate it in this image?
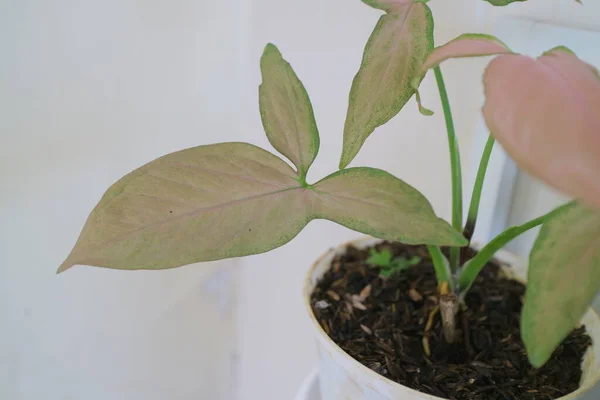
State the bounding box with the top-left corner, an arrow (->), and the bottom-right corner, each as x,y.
340,1 -> 433,168
483,49 -> 600,209
259,44 -> 319,179
522,201 -> 600,367
59,144 -> 466,272
58,143 -> 308,271
313,168 -> 464,245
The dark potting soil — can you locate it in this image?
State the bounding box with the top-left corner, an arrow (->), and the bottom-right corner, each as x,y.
310,241 -> 592,400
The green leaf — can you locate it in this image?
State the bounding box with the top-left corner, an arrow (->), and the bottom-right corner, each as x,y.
367,248 -> 421,277
313,167 -> 467,246
259,44 -> 320,180
380,256 -> 421,277
427,245 -> 453,289
366,248 -> 394,267
484,0 -> 527,5
522,201 -> 600,368
395,255 -> 421,270
340,2 -> 434,168
59,149 -> 466,273
457,208 -> 562,294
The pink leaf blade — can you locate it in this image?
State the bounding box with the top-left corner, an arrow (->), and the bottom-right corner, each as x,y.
340,3 -> 434,168
483,52 -> 600,209
422,33 -> 512,72
361,0 -> 414,12
58,143 -> 311,272
259,44 -> 320,178
313,167 -> 467,247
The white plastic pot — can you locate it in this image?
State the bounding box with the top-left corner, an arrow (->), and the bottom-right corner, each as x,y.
304,236 -> 600,400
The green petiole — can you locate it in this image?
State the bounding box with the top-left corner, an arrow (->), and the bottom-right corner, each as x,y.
427,245 -> 454,291
434,66 -> 463,271
457,206 -> 567,293
464,133 -> 495,241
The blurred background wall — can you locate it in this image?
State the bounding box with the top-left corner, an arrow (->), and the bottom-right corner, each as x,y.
1,1 -> 599,399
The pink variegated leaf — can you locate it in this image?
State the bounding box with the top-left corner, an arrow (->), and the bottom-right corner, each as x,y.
542,45 -> 576,56
361,0 -> 413,12
483,51 -> 600,208
485,0 -> 580,6
421,33 -> 512,73
59,145 -> 465,272
58,143 -> 310,272
484,0 -> 526,5
313,168 -> 466,246
522,201 -> 600,367
340,2 -> 434,168
259,44 -> 320,179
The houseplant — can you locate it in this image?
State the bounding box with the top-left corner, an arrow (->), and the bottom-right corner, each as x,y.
58,0 -> 600,398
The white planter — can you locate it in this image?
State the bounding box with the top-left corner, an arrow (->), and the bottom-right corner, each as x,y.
304,237 -> 600,400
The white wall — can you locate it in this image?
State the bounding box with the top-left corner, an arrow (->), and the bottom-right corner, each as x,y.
2,1 -> 599,400
1,1 -> 243,399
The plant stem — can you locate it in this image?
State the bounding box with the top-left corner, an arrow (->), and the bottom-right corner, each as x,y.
440,292 -> 459,343
457,206 -> 566,293
427,245 -> 453,291
464,133 -> 495,242
434,66 -> 463,271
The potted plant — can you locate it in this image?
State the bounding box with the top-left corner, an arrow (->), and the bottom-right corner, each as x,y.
59,0 -> 600,399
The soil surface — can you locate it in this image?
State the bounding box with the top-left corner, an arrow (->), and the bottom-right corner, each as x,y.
310,241 -> 592,400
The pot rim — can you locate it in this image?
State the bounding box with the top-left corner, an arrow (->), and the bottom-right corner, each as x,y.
303,235 -> 600,400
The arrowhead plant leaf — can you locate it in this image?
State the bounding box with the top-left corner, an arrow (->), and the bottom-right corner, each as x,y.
340,2 -> 434,169
313,168 -> 467,246
259,44 -> 320,180
522,201 -> 600,368
483,0 -> 527,5
59,146 -> 466,273
542,45 -> 576,57
361,0 -> 414,12
421,33 -> 512,73
483,49 -> 600,208
58,143 -> 310,272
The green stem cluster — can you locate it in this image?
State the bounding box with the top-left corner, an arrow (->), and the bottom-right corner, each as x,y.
430,67 -> 554,297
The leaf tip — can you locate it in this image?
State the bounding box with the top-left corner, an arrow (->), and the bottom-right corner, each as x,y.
57,260 -> 75,274
542,45 -> 576,57
263,42 -> 278,53
521,307 -> 553,369
524,339 -> 551,369
261,43 -> 282,64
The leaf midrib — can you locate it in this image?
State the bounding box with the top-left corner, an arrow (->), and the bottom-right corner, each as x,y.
71,185 -> 304,260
